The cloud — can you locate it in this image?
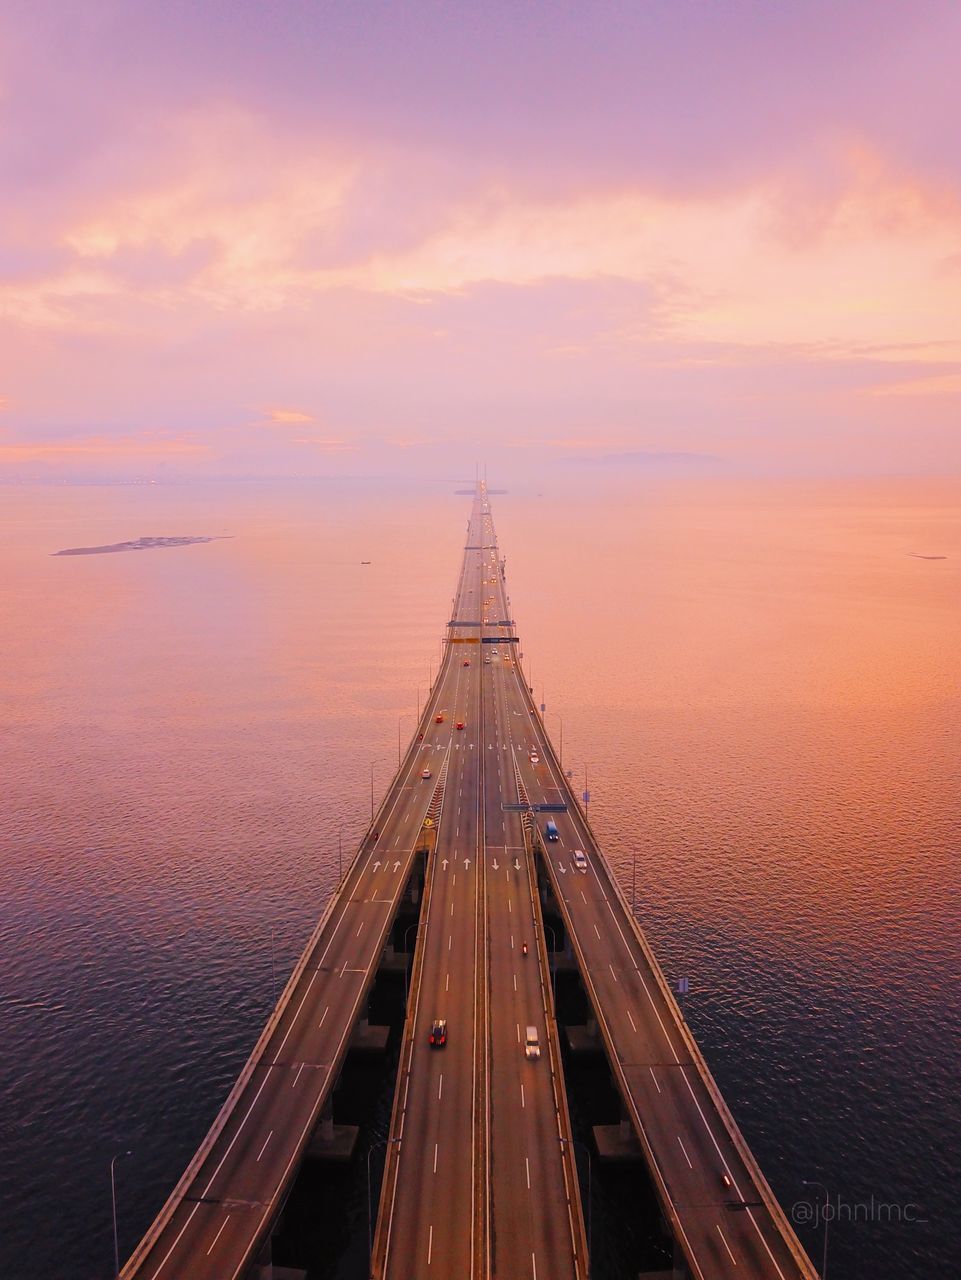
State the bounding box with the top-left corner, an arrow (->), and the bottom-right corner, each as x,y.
264,408 -> 315,426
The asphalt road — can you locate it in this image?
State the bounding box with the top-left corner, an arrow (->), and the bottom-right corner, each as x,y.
375,495 -> 585,1280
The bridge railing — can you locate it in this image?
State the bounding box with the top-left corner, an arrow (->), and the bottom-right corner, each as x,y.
524,693 -> 818,1280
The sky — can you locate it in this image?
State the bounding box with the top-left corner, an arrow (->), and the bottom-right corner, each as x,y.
1,0 -> 960,481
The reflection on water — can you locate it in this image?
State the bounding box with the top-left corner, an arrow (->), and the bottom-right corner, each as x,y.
1,476 -> 957,1279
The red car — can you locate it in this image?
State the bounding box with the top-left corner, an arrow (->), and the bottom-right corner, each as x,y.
429,1018 -> 447,1048
456,721 -> 465,730
435,713 -> 444,724
463,659 -> 470,667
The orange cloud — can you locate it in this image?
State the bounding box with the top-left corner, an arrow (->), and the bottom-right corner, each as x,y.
264,408 -> 315,426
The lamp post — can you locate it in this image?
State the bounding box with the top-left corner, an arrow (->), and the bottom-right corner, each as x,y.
802,1180 -> 830,1279
367,1137 -> 403,1273
110,1150 -> 132,1279
397,712 -> 413,766
402,922 -> 420,1004
550,712 -> 564,766
560,1137 -> 592,1274
543,924 -> 559,1003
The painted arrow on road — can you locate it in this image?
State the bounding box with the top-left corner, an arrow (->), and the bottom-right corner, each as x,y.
372,861 -> 381,872
464,859 -> 471,870
492,859 -> 499,870
393,861 -> 401,872
557,862 -> 567,874
441,858 -> 449,870
514,859 -> 521,870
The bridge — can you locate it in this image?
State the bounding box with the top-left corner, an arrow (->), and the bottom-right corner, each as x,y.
121,488 -> 817,1280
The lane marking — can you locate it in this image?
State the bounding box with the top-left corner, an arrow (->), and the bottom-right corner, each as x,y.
716,1224 -> 738,1266
626,1009 -> 637,1033
433,1143 -> 439,1174
428,1224 -> 433,1266
525,1156 -> 531,1190
677,1135 -> 693,1169
438,1074 -> 444,1101
649,1066 -> 661,1093
257,1131 -> 273,1162
205,1216 -> 230,1256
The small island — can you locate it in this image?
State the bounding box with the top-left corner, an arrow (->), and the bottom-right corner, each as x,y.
52,535 -> 229,556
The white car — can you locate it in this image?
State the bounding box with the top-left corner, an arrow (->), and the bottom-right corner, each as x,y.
572,849 -> 588,873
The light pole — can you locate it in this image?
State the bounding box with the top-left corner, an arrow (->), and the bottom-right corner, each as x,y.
560,1137 -> 592,1274
367,1137 -> 402,1273
370,761 -> 375,824
632,849 -> 637,915
544,924 -> 559,1003
802,1180 -> 830,1279
397,713 -> 413,766
402,922 -> 419,1004
550,712 -> 564,766
338,830 -> 343,882
110,1150 -> 132,1279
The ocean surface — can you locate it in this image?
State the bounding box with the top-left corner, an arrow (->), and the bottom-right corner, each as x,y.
1,474 -> 958,1280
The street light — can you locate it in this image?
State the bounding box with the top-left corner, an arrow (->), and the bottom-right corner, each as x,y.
367,1137 -> 403,1273
110,1150 -> 132,1279
802,1180 -> 830,1279
560,1137 -> 592,1274
549,712 -> 564,766
402,922 -> 420,1004
397,712 -> 413,766
543,924 -> 559,1003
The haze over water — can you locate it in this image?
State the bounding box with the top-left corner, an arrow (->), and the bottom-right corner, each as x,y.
1,476 -> 958,1280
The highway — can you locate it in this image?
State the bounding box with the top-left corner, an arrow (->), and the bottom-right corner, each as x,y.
120,514 -> 491,1280
374,496 -> 585,1280
124,483 -> 814,1280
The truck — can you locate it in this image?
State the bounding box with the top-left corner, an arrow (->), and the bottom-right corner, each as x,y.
544,819 -> 559,842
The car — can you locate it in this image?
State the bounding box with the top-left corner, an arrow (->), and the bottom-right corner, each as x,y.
456,720 -> 465,730
418,732 -> 424,741
529,753 -> 539,765
572,849 -> 588,872
429,1018 -> 447,1047
421,768 -> 432,780
484,657 -> 491,664
435,713 -> 445,724
524,1025 -> 541,1060
463,659 -> 470,667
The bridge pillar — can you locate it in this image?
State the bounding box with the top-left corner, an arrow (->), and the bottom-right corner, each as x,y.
319,1093 -> 334,1142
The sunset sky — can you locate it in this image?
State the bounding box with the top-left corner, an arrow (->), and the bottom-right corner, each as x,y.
2,0 -> 960,480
